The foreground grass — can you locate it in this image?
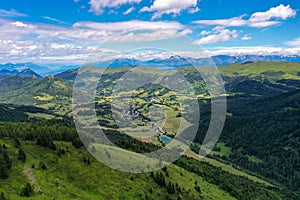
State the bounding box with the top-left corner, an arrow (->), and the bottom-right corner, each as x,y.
0,139 -> 236,200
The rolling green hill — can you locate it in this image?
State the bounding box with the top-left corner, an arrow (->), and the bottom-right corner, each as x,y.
0,76 -> 72,115
0,132 -> 293,199
219,61 -> 300,80
1,61 -> 300,199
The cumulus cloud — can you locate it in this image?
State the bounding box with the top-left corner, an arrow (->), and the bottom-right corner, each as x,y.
0,18 -> 188,43
242,35 -> 252,41
193,4 -> 297,28
0,39 -> 121,64
193,29 -> 238,45
140,0 -> 199,19
89,0 -> 141,15
249,4 -> 296,22
0,19 -> 191,63
192,5 -> 296,45
200,30 -> 211,35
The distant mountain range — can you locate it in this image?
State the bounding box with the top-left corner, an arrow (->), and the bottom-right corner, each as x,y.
0,62 -> 78,76
0,62 -> 47,73
107,55 -> 300,69
0,68 -> 42,78
1,54 -> 300,75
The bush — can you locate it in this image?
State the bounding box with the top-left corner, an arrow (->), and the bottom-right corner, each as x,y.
19,183 -> 33,197
72,138 -> 83,149
39,162 -> 47,170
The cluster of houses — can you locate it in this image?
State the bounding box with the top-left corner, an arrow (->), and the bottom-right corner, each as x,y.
149,122 -> 166,135
112,99 -> 167,136
150,98 -> 161,104
111,103 -> 139,122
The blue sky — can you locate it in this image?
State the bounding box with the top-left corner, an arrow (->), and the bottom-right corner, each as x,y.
0,0 -> 300,65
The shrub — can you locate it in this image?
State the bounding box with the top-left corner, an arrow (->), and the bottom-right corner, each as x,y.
19,183 -> 33,197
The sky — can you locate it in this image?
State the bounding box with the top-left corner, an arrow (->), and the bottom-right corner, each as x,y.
0,0 -> 300,65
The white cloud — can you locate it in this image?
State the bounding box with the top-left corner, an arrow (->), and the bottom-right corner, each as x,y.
188,7 -> 199,14
89,0 -> 141,15
42,16 -> 69,25
11,21 -> 28,27
0,18 -> 188,46
242,35 -> 252,41
73,20 -> 185,31
0,39 -> 121,64
0,9 -> 27,17
249,4 -> 297,22
193,4 -> 297,28
286,37 -> 300,47
193,29 -> 238,45
248,21 -> 281,28
123,7 -> 135,15
103,47 -> 300,61
194,16 -> 282,28
140,0 -> 199,19
207,46 -> 300,56
192,5 -> 297,45
0,19 -> 191,63
200,30 -> 211,35
0,19 -> 187,44
108,29 -> 192,43
0,20 -> 37,40
194,16 -> 247,27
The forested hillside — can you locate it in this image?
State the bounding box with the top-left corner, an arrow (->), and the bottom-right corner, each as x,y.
0,61 -> 299,199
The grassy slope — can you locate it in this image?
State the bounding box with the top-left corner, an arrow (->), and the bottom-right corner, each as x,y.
218,61 -> 300,79
184,149 -> 274,186
1,61 -> 299,198
0,139 -> 236,200
0,76 -> 72,115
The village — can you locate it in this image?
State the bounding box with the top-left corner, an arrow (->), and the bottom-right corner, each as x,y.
111,97 -> 173,144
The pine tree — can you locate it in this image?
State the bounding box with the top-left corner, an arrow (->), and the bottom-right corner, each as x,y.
14,138 -> 20,148
167,182 -> 175,194
0,149 -> 11,179
87,158 -> 91,165
0,156 -> 9,179
19,183 -> 33,197
17,148 -> 26,162
195,185 -> 201,193
0,191 -> 7,200
37,133 -> 56,150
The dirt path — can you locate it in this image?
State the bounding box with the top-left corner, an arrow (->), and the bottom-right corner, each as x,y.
23,164 -> 43,194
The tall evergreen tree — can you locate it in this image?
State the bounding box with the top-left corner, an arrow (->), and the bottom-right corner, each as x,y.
0,149 -> 11,179
17,148 -> 26,162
